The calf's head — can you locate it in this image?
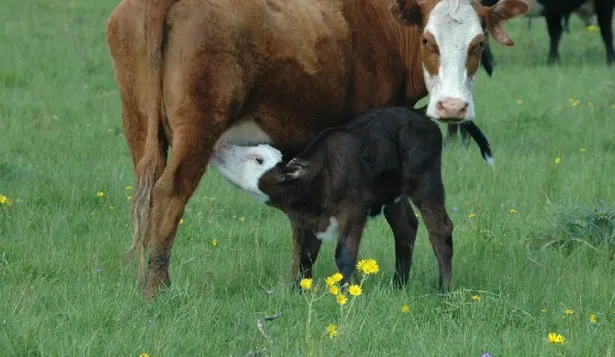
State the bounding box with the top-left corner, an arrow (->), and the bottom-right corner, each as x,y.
391,0 -> 528,121
210,143 -> 310,205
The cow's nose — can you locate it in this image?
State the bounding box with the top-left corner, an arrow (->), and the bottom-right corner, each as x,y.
436,98 -> 469,120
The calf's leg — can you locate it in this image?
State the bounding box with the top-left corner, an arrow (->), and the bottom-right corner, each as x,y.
384,197 -> 419,288
288,215 -> 322,288
334,213 -> 367,286
545,13 -> 564,65
594,0 -> 615,65
407,171 -> 454,294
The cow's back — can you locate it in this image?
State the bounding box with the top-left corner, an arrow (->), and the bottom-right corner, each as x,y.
107,0 -> 412,153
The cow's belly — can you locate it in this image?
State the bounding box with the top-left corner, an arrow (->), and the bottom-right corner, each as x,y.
215,119 -> 274,147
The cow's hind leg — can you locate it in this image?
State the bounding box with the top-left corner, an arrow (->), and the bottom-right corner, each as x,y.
143,64 -> 245,300
384,197 -> 419,288
406,169 -> 453,294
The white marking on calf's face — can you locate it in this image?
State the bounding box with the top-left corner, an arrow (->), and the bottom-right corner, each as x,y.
422,0 -> 484,121
209,143 -> 282,203
315,217 -> 339,242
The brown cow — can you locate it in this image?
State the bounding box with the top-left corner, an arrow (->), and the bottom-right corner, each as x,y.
105,0 -> 528,299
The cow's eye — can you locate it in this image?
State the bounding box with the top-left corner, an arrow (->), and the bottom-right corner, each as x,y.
256,157 -> 264,165
478,41 -> 484,49
422,37 -> 428,46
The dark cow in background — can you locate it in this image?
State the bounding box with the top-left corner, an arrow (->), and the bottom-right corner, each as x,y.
105,0 -> 529,299
482,0 -> 614,64
210,107 -> 454,292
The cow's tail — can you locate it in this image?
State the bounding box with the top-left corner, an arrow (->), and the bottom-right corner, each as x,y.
461,121 -> 494,166
125,0 -> 177,283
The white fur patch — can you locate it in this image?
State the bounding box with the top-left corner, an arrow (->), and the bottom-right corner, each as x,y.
315,217 -> 339,242
423,0 -> 483,121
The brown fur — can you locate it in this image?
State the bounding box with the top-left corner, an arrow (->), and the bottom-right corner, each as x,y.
466,34 -> 486,77
105,0 -> 526,299
421,32 -> 440,76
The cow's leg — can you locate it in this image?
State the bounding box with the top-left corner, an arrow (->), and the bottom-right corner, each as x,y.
142,63 -> 245,300
384,197 -> 419,288
288,215 -> 322,288
334,213 -> 367,286
594,0 -> 615,65
406,170 -> 453,294
545,13 -> 564,65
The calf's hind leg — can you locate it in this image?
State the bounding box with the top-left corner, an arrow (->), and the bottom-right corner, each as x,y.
384,197 -> 419,288
406,170 -> 454,294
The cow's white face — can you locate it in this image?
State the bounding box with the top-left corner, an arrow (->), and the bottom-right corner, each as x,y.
422,0 -> 485,121
209,143 -> 282,203
391,0 -> 529,122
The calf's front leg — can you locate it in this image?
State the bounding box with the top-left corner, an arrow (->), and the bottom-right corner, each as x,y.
334,213 -> 367,286
288,215 -> 322,290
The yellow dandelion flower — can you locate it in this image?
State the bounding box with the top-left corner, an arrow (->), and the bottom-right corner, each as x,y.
0,194 -> 12,207
579,147 -> 586,152
587,25 -> 599,32
356,259 -> 379,275
516,99 -> 523,104
179,218 -> 184,224
127,195 -> 132,200
326,324 -> 338,338
139,354 -> 150,357
332,272 -> 343,282
509,208 -> 517,214
336,294 -> 348,306
468,213 -> 476,218
96,191 -> 104,198
325,276 -> 336,286
547,332 -> 565,345
541,308 -> 548,313
589,314 -> 597,323
401,304 -> 410,313
555,157 -> 561,164
125,186 -> 133,190
211,239 -> 218,247
471,294 -> 480,301
300,278 -> 313,290
348,284 -> 362,297
564,309 -> 574,315
328,285 -> 340,295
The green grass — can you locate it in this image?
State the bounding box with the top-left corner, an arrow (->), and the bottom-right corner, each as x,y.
1,1 -> 615,356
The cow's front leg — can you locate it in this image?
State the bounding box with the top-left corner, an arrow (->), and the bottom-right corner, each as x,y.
334,213 -> 367,287
545,13 -> 563,65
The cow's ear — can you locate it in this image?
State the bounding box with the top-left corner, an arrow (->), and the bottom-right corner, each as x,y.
281,158 -> 309,181
390,0 -> 424,26
476,0 -> 529,46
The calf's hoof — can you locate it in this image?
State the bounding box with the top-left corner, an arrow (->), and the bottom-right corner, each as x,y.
546,55 -> 561,66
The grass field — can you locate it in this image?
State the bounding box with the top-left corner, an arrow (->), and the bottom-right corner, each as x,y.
2,1 -> 615,356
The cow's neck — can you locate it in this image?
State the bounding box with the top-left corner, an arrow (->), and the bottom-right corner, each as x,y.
368,0 -> 428,107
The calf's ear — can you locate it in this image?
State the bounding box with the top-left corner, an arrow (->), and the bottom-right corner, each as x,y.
281,158 -> 310,181
475,0 -> 529,46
